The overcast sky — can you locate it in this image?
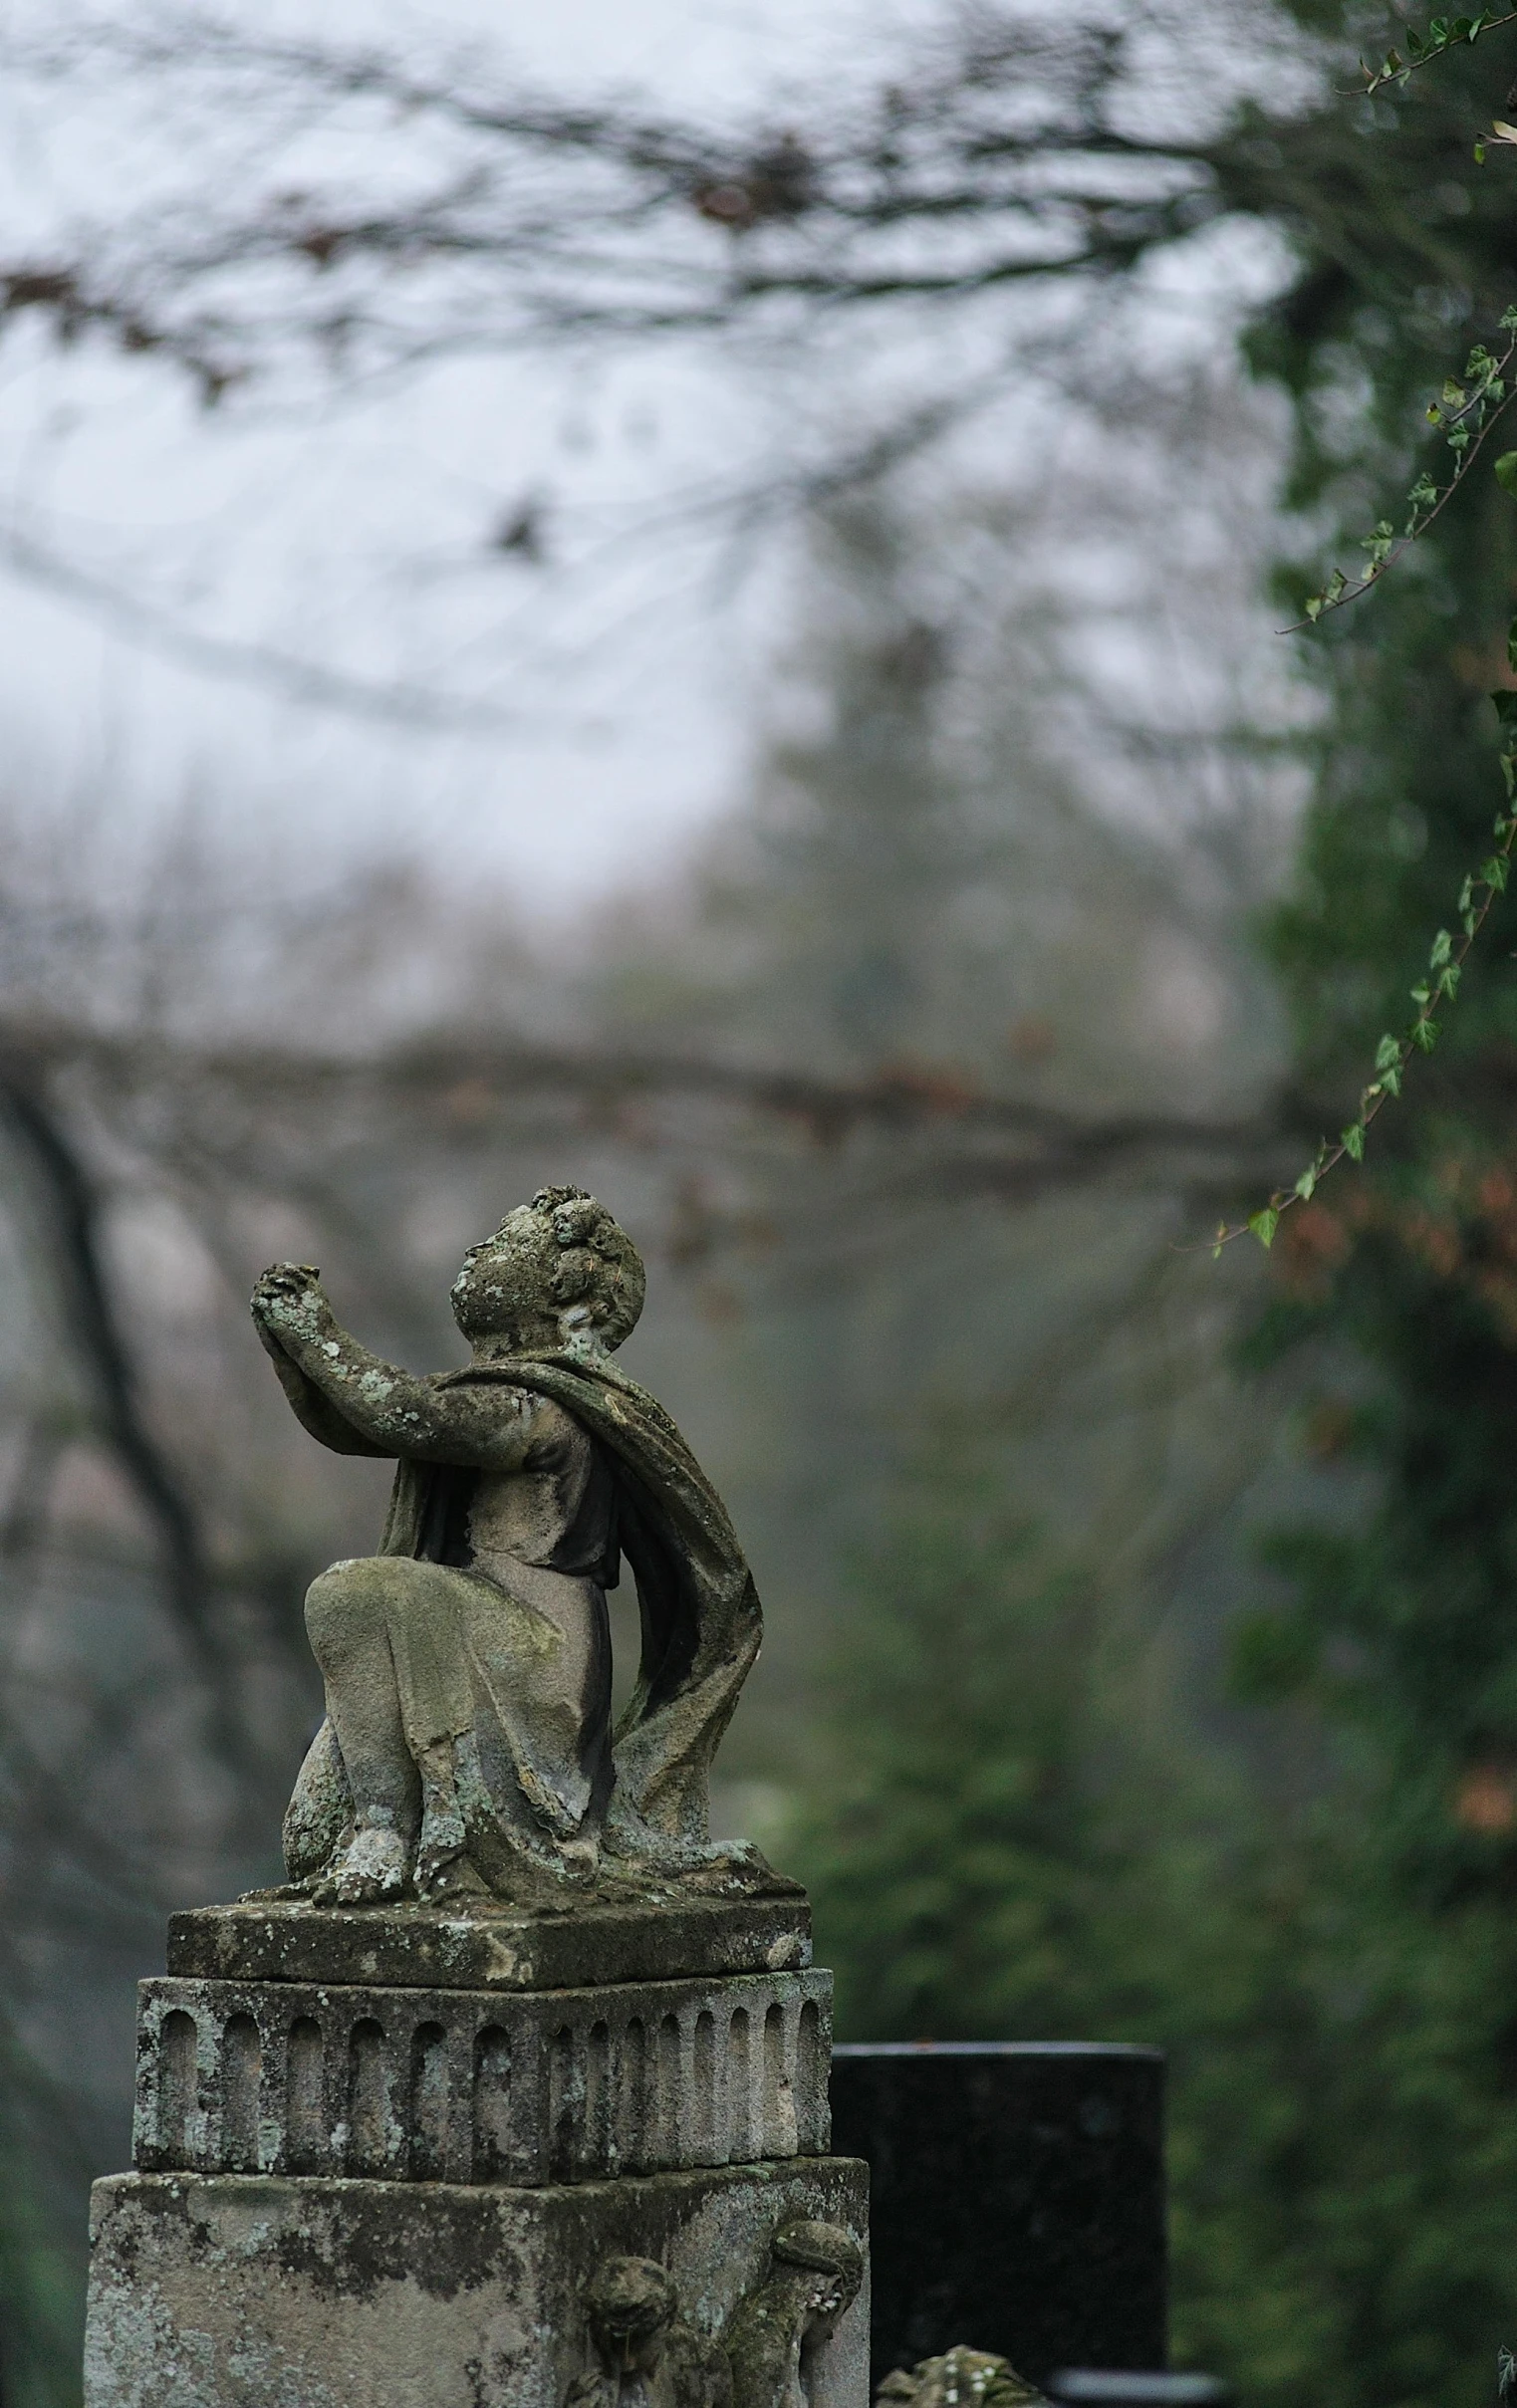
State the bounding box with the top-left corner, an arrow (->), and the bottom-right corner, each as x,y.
0,0 -> 973,915
0,0 -> 1295,922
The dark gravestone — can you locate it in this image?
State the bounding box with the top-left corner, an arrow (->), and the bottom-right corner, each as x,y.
830,2043 -> 1166,2387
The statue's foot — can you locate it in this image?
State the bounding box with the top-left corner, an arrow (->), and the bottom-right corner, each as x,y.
313,1819 -> 409,1906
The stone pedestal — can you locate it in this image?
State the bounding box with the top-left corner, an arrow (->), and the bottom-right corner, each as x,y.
85,1901 -> 870,2408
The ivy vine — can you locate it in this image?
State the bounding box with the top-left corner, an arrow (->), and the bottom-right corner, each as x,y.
1212,12 -> 1517,1255
1286,323 -> 1517,627
1361,9 -> 1516,109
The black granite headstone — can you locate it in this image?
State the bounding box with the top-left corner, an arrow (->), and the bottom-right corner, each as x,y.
830,2043 -> 1166,2387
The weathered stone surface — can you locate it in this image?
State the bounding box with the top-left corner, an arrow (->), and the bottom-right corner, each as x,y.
84,2160 -> 871,2408
135,1967 -> 832,2184
167,1892 -> 811,1992
878,2351 -> 1046,2408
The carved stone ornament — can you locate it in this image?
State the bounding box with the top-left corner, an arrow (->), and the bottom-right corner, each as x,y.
875,2352 -> 1047,2408
248,1187 -> 798,1912
567,2223 -> 865,2408
565,2256 -> 731,2408
724,2219 -> 866,2408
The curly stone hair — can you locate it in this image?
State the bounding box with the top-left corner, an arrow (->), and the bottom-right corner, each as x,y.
515,1184 -> 645,1349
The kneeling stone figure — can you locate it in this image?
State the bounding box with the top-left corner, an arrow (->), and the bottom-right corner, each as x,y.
251,1184 -> 783,1907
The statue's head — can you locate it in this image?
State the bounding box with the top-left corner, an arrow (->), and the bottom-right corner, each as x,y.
583,2257 -> 675,2375
450,1185 -> 645,1356
767,2220 -> 865,2326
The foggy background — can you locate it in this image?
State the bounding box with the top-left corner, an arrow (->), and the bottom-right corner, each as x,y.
0,2 -> 1465,2403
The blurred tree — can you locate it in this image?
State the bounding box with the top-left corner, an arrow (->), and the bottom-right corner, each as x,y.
789,1440 -> 1109,2044
793,1414 -> 1517,2408
782,20 -> 1517,2408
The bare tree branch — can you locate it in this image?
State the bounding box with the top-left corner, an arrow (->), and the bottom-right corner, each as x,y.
2,11 -> 1220,390
0,523 -> 525,730
0,1075 -> 242,1715
3,1020 -> 1303,1210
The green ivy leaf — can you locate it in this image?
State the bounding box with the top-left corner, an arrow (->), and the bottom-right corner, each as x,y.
1411,1018 -> 1440,1051
1249,1207 -> 1280,1251
1430,928 -> 1453,966
1496,452 -> 1517,497
1481,853 -> 1510,890
1343,1122 -> 1366,1161
1375,1034 -> 1402,1071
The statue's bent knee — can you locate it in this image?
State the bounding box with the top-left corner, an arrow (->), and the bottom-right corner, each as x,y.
304,1559 -> 390,1661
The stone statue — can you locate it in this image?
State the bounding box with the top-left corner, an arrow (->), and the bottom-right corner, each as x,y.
567,2256 -> 731,2408
566,2225 -> 864,2408
724,2221 -> 865,2408
250,1184 -> 782,1908
875,2353 -> 1045,2408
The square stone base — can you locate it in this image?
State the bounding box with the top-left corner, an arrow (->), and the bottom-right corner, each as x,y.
167,1894 -> 810,1993
84,2159 -> 870,2408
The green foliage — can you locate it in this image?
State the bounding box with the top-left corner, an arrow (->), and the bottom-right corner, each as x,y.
793,1431 -> 1517,2408
794,26 -> 1517,2408
1363,8 -> 1517,97
1221,771 -> 1517,1253
1298,322 -> 1517,625
1215,8 -> 1517,2399
0,2021 -> 93,2408
790,1448 -> 1109,2043
1218,301 -> 1517,1250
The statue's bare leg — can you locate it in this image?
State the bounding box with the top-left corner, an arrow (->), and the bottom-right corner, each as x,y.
304,1562 -> 421,1903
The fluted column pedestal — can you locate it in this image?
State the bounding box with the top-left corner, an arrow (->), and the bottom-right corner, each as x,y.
83,1896 -> 870,2408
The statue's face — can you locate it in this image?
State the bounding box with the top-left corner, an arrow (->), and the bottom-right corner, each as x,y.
450,1207 -> 557,1340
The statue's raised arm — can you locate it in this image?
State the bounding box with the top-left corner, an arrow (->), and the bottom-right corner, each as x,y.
254,1186 -> 784,1911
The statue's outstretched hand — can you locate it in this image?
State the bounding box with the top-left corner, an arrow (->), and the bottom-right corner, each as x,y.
251,1262 -> 328,1349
